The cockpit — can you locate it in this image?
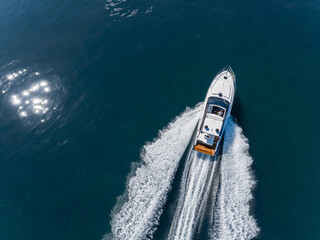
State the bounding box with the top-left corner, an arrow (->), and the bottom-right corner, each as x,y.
209,105 -> 225,117
206,97 -> 229,119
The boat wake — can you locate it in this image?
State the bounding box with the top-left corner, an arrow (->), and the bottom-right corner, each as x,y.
210,118 -> 260,240
103,104 -> 202,240
168,118 -> 259,240
168,152 -> 219,240
104,105 -> 259,240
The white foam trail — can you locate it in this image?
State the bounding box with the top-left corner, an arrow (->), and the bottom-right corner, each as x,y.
104,104 -> 202,240
168,152 -> 216,240
210,118 -> 260,240
168,118 -> 259,240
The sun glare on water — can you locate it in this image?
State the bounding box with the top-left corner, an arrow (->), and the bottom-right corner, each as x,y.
1,67 -> 63,126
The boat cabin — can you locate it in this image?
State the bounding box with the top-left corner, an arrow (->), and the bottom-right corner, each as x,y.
208,105 -> 225,118
195,97 -> 230,153
206,97 -> 229,118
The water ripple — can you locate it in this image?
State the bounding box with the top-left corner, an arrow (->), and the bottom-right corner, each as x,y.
105,0 -> 153,19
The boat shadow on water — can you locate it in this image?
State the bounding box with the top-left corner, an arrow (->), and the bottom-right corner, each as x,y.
231,93 -> 241,119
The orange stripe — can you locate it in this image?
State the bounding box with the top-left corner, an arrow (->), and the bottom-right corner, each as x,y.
194,144 -> 215,156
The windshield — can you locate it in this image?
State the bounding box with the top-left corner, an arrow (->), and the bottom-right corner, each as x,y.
207,97 -> 229,109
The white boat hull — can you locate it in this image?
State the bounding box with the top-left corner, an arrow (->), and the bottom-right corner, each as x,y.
193,66 -> 236,157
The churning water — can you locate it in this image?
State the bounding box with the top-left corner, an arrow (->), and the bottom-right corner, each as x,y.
107,106 -> 259,240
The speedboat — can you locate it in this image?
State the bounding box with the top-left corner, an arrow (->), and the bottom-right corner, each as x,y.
193,66 -> 236,157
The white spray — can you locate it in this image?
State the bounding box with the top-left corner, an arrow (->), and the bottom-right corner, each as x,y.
210,118 -> 260,240
104,105 -> 202,240
168,150 -> 217,240
168,118 -> 259,240
104,106 -> 259,240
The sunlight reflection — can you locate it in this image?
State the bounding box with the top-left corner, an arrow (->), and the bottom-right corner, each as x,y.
0,64 -> 65,127
3,69 -> 57,123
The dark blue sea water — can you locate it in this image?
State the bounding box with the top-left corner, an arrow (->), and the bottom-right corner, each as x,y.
1,0 -> 320,239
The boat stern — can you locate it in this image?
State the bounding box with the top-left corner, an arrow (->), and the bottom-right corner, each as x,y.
193,144 -> 216,156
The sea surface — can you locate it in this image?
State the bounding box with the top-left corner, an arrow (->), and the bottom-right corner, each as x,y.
0,0 -> 320,239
